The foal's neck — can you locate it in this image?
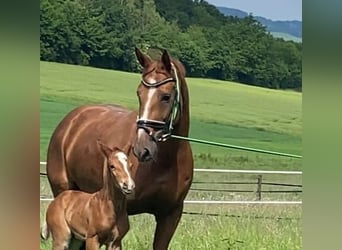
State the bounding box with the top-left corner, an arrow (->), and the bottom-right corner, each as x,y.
97,161 -> 124,209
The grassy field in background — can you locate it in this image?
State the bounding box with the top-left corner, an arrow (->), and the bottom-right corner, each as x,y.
40,61 -> 302,249
40,61 -> 302,170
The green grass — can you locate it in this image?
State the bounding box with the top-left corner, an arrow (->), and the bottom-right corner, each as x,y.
40,61 -> 302,249
40,61 -> 302,136
40,200 -> 301,250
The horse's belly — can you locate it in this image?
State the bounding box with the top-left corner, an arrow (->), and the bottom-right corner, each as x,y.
68,161 -> 103,192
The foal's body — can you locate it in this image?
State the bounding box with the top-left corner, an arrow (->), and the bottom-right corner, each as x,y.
43,189 -> 127,249
42,143 -> 134,250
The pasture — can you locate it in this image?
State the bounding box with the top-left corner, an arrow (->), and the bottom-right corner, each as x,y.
40,61 -> 302,249
40,199 -> 301,250
40,61 -> 302,170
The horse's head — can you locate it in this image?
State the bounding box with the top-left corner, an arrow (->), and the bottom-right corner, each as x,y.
98,141 -> 135,195
133,48 -> 182,162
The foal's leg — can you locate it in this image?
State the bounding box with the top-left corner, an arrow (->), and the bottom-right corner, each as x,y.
152,204 -> 184,250
85,236 -> 100,250
50,227 -> 71,250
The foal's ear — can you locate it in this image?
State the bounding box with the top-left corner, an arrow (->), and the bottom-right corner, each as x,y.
112,146 -> 122,154
135,47 -> 152,68
124,145 -> 132,156
97,140 -> 113,159
161,49 -> 171,72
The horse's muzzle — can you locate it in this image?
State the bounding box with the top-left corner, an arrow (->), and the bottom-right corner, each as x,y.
133,130 -> 158,162
133,145 -> 153,162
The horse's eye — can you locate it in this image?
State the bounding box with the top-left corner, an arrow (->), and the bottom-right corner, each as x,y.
161,94 -> 171,103
110,165 -> 115,169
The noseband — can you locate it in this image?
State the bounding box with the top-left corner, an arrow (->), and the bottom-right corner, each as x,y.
136,64 -> 181,142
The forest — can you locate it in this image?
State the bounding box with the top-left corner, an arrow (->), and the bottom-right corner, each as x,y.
40,0 -> 302,90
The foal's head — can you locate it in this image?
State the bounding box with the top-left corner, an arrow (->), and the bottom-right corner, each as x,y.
133,48 -> 182,162
98,141 -> 135,195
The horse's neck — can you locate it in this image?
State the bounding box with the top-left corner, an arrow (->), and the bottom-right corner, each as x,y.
174,78 -> 190,137
158,78 -> 190,159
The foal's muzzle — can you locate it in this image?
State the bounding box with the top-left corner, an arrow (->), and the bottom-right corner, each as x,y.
120,180 -> 135,195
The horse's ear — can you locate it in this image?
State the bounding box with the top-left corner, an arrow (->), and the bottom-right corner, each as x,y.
97,140 -> 113,159
135,47 -> 152,68
161,49 -> 171,72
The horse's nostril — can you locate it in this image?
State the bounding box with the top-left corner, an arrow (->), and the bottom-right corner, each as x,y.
141,148 -> 151,161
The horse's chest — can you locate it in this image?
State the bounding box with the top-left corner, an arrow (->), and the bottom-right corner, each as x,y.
136,168 -> 183,202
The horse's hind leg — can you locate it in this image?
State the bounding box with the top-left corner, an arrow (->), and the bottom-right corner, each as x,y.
46,145 -> 74,197
152,204 -> 184,250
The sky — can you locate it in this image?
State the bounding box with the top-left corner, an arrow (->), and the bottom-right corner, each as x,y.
206,0 -> 302,21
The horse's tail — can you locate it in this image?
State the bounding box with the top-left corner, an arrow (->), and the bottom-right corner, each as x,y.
40,222 -> 50,240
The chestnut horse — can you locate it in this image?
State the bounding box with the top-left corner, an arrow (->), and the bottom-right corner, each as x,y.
46,48 -> 194,249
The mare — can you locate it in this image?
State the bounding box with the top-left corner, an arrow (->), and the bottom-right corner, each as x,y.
42,141 -> 135,250
46,48 -> 194,249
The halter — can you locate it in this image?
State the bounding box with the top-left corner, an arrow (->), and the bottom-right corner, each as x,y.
136,63 -> 181,142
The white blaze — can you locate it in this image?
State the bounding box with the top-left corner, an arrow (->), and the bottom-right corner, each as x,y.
115,152 -> 134,189
138,77 -> 157,137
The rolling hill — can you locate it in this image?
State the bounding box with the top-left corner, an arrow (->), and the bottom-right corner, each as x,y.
217,6 -> 302,42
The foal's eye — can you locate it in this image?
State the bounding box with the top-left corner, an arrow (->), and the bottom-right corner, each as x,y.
110,165 -> 115,169
161,94 -> 171,103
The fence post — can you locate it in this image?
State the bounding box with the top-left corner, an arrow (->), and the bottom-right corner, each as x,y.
256,175 -> 262,200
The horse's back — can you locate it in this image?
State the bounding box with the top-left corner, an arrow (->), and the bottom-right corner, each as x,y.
47,104 -> 136,196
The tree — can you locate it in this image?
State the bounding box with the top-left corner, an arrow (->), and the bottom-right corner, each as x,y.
40,0 -> 302,90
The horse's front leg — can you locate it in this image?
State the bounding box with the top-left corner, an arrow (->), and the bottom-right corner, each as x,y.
153,203 -> 184,250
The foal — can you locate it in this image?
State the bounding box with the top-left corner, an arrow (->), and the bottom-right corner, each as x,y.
41,140 -> 135,250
